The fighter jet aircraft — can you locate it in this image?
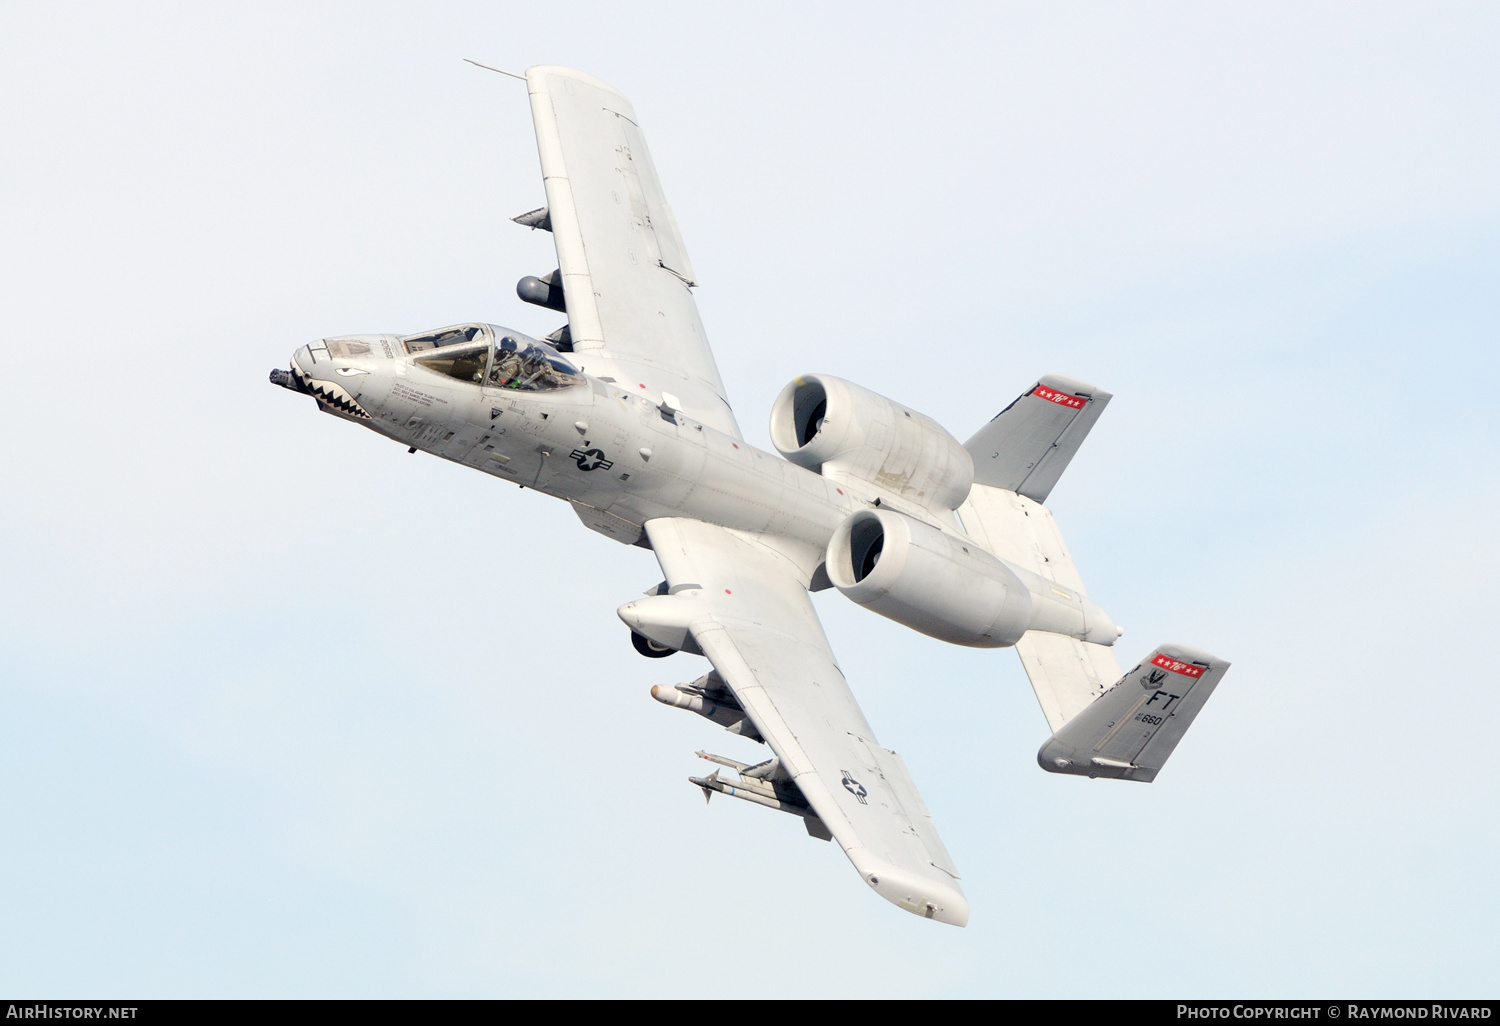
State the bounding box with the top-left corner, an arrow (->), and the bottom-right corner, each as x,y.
271,65 -> 1229,927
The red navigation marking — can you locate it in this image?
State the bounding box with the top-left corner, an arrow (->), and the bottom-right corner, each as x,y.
1033,384 -> 1086,410
1151,653 -> 1205,677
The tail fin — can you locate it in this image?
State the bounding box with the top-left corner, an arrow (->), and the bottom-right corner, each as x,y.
964,374 -> 1111,503
1014,631 -> 1123,732
962,484 -> 1230,778
959,481 -> 1124,729
1037,644 -> 1230,782
959,374 -> 1226,780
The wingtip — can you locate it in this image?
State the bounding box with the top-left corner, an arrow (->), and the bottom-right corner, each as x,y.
856,860 -> 970,927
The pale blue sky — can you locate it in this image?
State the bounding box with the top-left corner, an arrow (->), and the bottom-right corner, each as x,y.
1,2 -> 1496,997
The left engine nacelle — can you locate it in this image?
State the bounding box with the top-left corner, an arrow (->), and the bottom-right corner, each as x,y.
825,508 -> 1034,648
769,374 -> 973,511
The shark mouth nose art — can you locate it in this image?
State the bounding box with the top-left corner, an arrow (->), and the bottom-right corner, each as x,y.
269,365 -> 371,420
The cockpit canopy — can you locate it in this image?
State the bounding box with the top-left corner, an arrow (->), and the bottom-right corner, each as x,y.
404,323 -> 583,392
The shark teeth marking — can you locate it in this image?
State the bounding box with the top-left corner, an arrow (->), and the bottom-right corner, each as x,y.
293,367 -> 371,420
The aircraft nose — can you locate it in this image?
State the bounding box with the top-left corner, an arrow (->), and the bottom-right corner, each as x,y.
270,341 -> 374,420
291,341 -> 378,384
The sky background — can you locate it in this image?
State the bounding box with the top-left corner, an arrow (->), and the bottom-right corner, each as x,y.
2,1 -> 1497,998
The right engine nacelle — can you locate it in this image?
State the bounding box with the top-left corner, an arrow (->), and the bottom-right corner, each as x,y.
769,374 -> 973,511
825,508 -> 1035,648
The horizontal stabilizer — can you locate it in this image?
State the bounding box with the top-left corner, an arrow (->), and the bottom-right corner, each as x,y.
964,374 -> 1111,503
1038,644 -> 1229,783
1015,631 -> 1123,733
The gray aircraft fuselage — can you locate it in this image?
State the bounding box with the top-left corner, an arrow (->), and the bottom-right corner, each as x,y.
281,325 -> 857,580
276,321 -> 1115,651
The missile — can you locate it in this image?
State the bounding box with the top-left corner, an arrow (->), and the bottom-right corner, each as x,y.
689,754 -> 836,842
697,750 -> 758,774
690,769 -> 809,815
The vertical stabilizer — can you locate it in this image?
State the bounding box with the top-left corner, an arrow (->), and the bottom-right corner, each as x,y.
959,377 -> 1228,777
963,374 -> 1111,503
960,482 -> 1123,730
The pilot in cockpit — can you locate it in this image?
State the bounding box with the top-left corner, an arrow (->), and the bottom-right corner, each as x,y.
407,325 -> 583,391
488,347 -> 526,388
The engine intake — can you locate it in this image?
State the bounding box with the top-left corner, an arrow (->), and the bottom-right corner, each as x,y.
827,509 -> 1034,648
769,375 -> 973,512
827,508 -> 1122,648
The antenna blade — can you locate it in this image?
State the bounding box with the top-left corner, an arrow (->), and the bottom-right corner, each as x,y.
464,59 -> 526,81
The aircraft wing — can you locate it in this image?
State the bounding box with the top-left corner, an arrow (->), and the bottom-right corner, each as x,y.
523,66 -> 740,438
621,517 -> 968,926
